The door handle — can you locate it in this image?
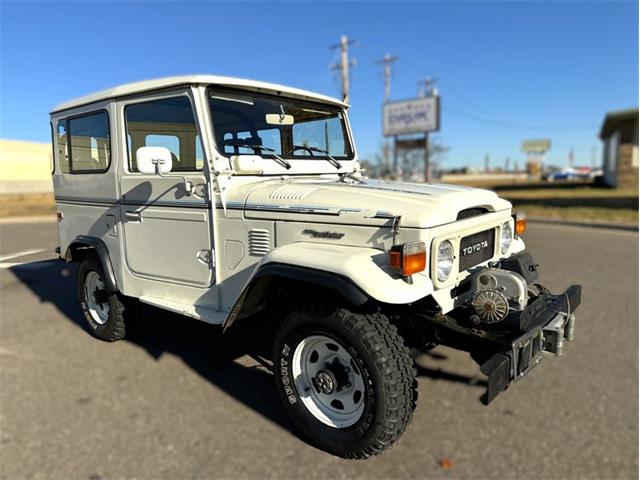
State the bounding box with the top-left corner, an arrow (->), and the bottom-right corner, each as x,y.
125,211 -> 142,222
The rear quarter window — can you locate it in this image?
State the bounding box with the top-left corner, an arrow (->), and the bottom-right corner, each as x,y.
66,111 -> 111,173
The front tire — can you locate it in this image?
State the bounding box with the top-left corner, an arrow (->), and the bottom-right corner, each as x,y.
77,255 -> 129,342
273,304 -> 417,458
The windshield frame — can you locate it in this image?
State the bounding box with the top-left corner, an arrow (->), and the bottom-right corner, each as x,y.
206,87 -> 356,173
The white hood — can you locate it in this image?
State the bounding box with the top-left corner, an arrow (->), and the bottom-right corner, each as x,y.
229,178 -> 512,228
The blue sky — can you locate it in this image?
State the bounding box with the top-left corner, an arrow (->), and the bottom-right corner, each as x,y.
1,1 -> 637,169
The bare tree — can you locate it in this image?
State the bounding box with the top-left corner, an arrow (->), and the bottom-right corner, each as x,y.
369,136 -> 449,181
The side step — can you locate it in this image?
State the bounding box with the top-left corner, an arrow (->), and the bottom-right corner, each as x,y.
139,296 -> 227,325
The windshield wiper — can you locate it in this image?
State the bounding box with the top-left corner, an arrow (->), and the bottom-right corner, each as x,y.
287,145 -> 342,170
226,141 -> 291,170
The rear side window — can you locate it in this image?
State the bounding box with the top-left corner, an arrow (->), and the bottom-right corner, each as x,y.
67,111 -> 111,173
125,96 -> 203,172
56,120 -> 69,173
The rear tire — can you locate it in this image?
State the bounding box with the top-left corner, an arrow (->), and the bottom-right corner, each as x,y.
77,255 -> 129,342
273,303 -> 417,458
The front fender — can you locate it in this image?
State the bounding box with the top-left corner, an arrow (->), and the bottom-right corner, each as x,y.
262,242 -> 433,304
222,242 -> 433,330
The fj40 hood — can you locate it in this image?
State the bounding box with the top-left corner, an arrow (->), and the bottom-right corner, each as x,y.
231,178 -> 512,229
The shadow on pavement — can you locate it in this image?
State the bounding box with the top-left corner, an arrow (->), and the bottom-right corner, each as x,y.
8,259 -> 298,441
9,258 -> 486,440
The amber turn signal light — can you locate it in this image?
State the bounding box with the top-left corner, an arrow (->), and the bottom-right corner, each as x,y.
389,241 -> 427,276
515,217 -> 527,236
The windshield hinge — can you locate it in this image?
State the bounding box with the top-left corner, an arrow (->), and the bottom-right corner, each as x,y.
213,171 -> 233,215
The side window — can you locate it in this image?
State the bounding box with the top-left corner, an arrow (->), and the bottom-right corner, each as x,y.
195,134 -> 204,170
68,111 -> 111,173
56,120 -> 70,173
125,96 -> 203,172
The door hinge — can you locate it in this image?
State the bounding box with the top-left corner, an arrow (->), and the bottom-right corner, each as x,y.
197,249 -> 216,268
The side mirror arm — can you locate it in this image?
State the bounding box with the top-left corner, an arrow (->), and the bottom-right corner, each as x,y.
152,159 -> 193,196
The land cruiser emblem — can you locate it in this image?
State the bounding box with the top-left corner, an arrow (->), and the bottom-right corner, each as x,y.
462,240 -> 489,256
302,229 -> 345,239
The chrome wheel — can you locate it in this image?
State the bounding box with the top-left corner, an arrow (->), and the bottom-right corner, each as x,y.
292,334 -> 365,428
84,270 -> 110,325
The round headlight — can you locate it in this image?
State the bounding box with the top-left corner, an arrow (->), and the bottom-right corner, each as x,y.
437,240 -> 455,281
500,221 -> 513,254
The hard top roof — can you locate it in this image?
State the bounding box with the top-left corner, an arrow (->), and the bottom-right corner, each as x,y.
51,75 -> 348,113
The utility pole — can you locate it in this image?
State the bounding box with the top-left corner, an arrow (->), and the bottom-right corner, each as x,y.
484,154 -> 490,173
331,35 -> 356,103
568,146 -> 574,167
505,156 -> 511,173
375,53 -> 398,175
417,76 -> 438,183
417,77 -> 438,98
375,53 -> 398,101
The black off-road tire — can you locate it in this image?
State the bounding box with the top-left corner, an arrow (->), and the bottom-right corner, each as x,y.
77,254 -> 131,342
273,303 -> 417,459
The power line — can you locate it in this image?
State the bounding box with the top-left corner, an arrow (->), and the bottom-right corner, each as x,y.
443,106 -> 598,131
330,35 -> 356,103
375,53 -> 398,101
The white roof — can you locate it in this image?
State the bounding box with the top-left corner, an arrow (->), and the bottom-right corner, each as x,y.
51,74 -> 348,113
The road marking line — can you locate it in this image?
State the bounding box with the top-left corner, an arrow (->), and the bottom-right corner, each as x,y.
0,249 -> 45,262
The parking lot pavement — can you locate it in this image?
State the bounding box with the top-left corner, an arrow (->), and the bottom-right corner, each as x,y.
0,221 -> 637,479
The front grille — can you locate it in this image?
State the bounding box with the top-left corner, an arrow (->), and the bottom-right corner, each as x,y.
459,228 -> 495,271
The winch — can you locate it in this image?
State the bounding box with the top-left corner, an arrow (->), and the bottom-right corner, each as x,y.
468,268 -> 528,324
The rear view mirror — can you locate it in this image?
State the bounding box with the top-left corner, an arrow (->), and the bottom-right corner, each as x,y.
265,113 -> 294,126
136,146 -> 173,174
231,155 -> 264,174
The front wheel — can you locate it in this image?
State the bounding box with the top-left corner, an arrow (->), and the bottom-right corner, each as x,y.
273,304 -> 417,458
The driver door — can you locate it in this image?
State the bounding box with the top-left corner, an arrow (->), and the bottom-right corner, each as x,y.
118,91 -> 213,287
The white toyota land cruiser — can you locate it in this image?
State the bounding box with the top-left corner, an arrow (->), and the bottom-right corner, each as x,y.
51,75 -> 581,458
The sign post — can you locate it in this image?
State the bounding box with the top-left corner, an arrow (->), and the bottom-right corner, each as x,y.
521,139 -> 551,178
383,96 -> 440,182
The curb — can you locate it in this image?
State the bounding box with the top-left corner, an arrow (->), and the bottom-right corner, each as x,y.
527,217 -> 638,232
0,216 -> 57,225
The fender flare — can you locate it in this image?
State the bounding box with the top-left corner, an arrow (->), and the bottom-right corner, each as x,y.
64,235 -> 118,292
223,262 -> 370,331
253,262 -> 370,305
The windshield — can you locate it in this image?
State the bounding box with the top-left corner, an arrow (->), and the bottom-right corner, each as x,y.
208,88 -> 354,162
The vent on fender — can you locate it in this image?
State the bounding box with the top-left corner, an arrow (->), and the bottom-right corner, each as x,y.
248,229 -> 271,256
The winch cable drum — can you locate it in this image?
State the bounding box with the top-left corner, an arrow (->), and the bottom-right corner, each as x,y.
472,289 -> 510,323
468,269 -> 529,324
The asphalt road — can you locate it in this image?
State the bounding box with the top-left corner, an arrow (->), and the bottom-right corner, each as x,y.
0,220 -> 637,479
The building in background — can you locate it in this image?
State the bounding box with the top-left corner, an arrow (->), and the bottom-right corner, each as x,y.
599,109 -> 639,188
0,139 -> 53,194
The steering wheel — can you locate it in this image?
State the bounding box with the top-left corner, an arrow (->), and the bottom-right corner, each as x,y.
286,145 -> 315,156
